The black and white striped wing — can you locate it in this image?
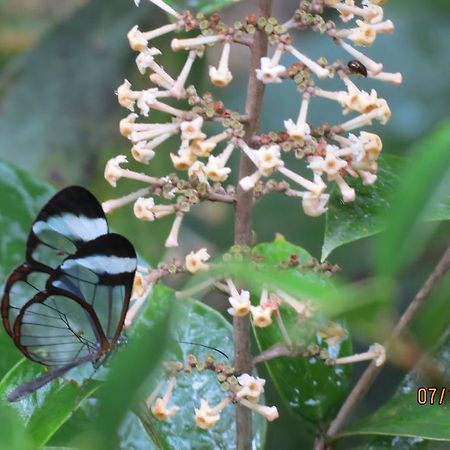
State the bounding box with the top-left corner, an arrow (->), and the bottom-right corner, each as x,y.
12,234 -> 137,367
26,186 -> 109,272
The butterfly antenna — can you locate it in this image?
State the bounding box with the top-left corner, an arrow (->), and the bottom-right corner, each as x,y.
177,340 -> 229,359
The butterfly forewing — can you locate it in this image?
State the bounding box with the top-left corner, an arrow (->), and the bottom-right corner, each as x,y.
26,186 -> 108,271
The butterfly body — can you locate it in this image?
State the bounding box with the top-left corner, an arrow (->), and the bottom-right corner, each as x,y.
1,186 -> 136,401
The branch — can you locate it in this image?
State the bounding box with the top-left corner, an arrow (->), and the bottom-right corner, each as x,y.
233,0 -> 272,448
252,344 -> 303,366
326,243 -> 450,440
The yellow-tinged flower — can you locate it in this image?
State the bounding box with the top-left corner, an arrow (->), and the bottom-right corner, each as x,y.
185,248 -> 210,273
250,305 -> 273,328
194,399 -> 221,429
150,377 -> 179,421
104,155 -> 128,187
133,197 -> 156,221
236,374 -> 266,402
227,289 -> 251,317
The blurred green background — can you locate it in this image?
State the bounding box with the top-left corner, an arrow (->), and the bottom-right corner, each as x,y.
1,0 -> 449,448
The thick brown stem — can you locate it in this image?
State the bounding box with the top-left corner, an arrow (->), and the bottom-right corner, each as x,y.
326,243 -> 450,440
233,0 -> 272,449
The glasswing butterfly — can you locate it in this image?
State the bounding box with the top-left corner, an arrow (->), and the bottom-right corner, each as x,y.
1,186 -> 137,401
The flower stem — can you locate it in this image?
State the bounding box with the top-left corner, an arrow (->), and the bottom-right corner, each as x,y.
233,0 -> 272,448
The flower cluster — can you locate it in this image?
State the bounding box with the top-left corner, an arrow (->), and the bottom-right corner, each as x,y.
103,0 -> 401,248
146,355 -> 279,429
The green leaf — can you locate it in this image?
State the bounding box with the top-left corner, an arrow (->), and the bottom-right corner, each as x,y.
0,160 -> 54,378
376,121 -> 450,275
322,154 -> 404,262
250,237 -> 352,424
0,359 -> 99,448
339,391 -> 450,442
340,331 -> 450,443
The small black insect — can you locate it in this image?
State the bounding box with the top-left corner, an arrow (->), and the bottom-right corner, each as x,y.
347,60 -> 368,77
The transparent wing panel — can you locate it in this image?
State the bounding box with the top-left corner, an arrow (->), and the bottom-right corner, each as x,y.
17,294 -> 100,367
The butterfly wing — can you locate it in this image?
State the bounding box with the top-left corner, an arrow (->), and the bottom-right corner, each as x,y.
2,186 -> 110,337
26,186 -> 109,271
12,233 -> 136,367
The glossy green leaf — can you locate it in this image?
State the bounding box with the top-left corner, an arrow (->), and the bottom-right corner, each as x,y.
322,154 -> 404,262
323,138 -> 450,262
376,121 -> 450,275
339,391 -> 450,442
250,238 -> 352,424
340,330 -> 450,443
0,359 -> 99,448
0,405 -> 34,450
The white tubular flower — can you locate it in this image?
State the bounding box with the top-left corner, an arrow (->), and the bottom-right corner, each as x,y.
190,138 -> 216,158
256,57 -> 286,84
195,398 -> 231,430
171,50 -> 197,99
120,113 -> 138,137
130,123 -> 179,143
117,79 -> 139,111
188,161 -> 208,184
185,248 -> 210,274
136,88 -> 159,117
286,45 -> 330,79
236,374 -> 266,402
131,271 -> 150,301
255,145 -> 284,176
284,94 -> 311,141
238,398 -> 279,422
180,117 -> 205,141
334,343 -> 386,367
131,142 -> 156,164
151,377 -> 179,421
127,25 -> 148,51
209,42 -> 233,87
165,213 -> 184,248
104,155 -> 128,187
301,191 -> 330,217
136,47 -> 162,74
250,305 -> 273,328
147,0 -> 180,19
334,175 -> 355,202
308,145 -> 348,177
368,71 -> 402,85
170,148 -> 196,170
133,197 -> 156,221
359,131 -> 383,160
128,23 -> 179,50
205,155 -> 231,182
171,35 -> 223,51
339,40 -> 383,75
227,284 -> 251,317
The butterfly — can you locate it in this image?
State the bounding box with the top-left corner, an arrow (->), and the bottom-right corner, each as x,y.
1,186 -> 137,401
